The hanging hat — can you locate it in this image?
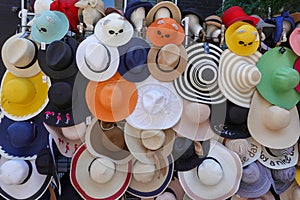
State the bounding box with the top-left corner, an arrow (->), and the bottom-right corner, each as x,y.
127,155 -> 174,199
85,72 -> 138,122
290,12 -> 300,25
37,35 -> 79,80
0,157 -> 52,200
270,167 -> 296,195
1,32 -> 41,78
181,8 -> 203,26
31,10 -> 69,44
172,99 -> 215,141
76,34 -> 119,82
118,37 -> 151,82
174,42 -> 226,104
248,91 -> 300,149
70,144 -> 132,200
251,15 -> 276,29
126,75 -> 183,130
0,71 -> 50,121
290,28 -> 300,56
222,6 -> 259,28
124,0 -> 153,23
85,118 -> 133,164
147,17 -> 184,47
218,49 -> 262,108
205,15 -> 222,28
178,140 -> 243,200
256,47 -> 300,110
294,57 -> 300,93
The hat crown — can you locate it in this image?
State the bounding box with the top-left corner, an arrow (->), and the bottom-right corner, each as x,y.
236,63 -> 261,89
142,89 -> 166,115
141,130 -> 166,150
241,162 -> 260,184
125,46 -> 148,73
263,105 -> 291,130
184,102 -> 210,124
157,44 -> 180,70
225,139 -> 249,157
7,122 -> 37,148
132,161 -> 155,183
272,167 -> 296,182
197,159 -> 223,186
227,104 -> 249,125
85,43 -> 110,72
48,82 -> 72,109
0,160 -> 30,185
272,67 -> 299,92
89,157 -> 115,184
98,82 -> 123,110
61,122 -> 87,140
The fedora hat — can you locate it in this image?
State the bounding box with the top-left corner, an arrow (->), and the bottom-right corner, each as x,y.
85,72 -> 138,122
76,34 -> 119,82
248,91 -> 300,149
0,157 -> 52,200
118,37 -> 151,82
222,6 -> 259,28
147,43 -> 187,82
174,42 -> 226,104
178,140 -> 243,200
1,32 -> 41,78
126,75 -> 183,130
31,10 -> 69,44
256,47 -> 300,110
85,118 -> 133,164
172,99 -> 215,141
37,35 -> 79,80
127,155 -> 174,199
290,28 -> 300,56
218,49 -> 262,108
70,144 -> 132,200
270,167 -> 296,195
0,71 -> 50,121
124,0 -> 153,24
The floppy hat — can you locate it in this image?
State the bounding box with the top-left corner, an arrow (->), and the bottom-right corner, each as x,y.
124,0 -> 153,23
0,157 -> 52,200
70,144 -> 132,200
85,117 -> 133,164
1,32 -> 41,78
248,91 -> 300,149
0,71 -> 50,121
31,10 -> 69,44
172,99 -> 215,141
178,140 -> 243,200
174,42 -> 226,104
76,34 -> 119,82
256,47 -> 300,110
270,167 -> 296,195
127,155 -> 174,199
147,43 -> 187,82
293,57 -> 300,93
85,72 -> 138,122
290,28 -> 300,56
218,49 -> 262,108
126,75 -> 183,130
117,37 -> 151,82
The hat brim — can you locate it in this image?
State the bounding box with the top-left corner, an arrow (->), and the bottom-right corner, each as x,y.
289,28 -> 300,56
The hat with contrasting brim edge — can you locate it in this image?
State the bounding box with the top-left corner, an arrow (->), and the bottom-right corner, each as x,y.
270,166 -> 296,195
70,144 -> 132,200
289,28 -> 300,56
0,71 -> 51,121
178,139 -> 243,200
1,32 -> 41,78
248,91 -> 300,149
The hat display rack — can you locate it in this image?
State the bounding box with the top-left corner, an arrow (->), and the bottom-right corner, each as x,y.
1,0 -> 300,199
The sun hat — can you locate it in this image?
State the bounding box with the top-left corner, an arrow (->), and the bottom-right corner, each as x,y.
173,42 -> 226,104
256,47 -> 300,110
178,139 -> 243,200
118,37 -> 151,82
124,0 -> 153,24
85,117 -> 133,164
31,10 -> 69,44
127,155 -> 174,199
290,28 -> 300,56
147,17 -> 184,47
0,71 -> 50,121
172,99 -> 215,141
0,156 -> 52,200
85,72 -> 138,122
293,57 -> 300,93
76,34 -> 119,82
1,32 -> 41,78
181,8 -> 203,26
218,49 -> 262,108
270,167 -> 296,195
126,75 -> 183,130
221,6 -> 259,28
70,144 -> 132,200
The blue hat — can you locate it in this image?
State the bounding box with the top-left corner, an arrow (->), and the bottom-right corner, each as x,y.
124,0 -> 153,23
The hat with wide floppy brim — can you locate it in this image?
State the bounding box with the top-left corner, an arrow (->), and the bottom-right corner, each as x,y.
218,49 -> 262,108
289,28 -> 300,56
178,139 -> 243,200
0,156 -> 52,200
76,34 -> 119,82
173,42 -> 226,104
270,166 -> 296,195
1,32 -> 41,78
0,71 -> 50,121
256,47 -> 300,110
147,43 -> 188,82
248,91 -> 300,149
124,0 -> 153,23
70,144 -> 132,200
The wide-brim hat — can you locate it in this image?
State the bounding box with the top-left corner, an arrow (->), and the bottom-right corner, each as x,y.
76,34 -> 119,82
290,28 -> 300,56
248,91 -> 300,149
70,144 -> 132,200
1,32 -> 41,78
178,140 -> 243,200
174,42 -> 226,104
124,0 -> 153,23
218,49 -> 262,108
270,167 -> 296,195
0,71 -> 50,121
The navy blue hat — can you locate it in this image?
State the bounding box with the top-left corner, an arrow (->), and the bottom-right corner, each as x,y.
181,8 -> 203,25
124,0 -> 153,23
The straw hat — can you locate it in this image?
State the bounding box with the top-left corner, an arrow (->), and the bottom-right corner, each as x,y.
279,181 -> 300,200
289,28 -> 300,56
270,167 -> 296,195
231,191 -> 276,200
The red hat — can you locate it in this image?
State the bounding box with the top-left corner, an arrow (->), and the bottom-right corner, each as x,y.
222,6 -> 259,28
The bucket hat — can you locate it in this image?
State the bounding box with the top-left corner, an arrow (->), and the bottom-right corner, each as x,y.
289,28 -> 300,56
124,0 -> 153,24
270,167 -> 296,195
